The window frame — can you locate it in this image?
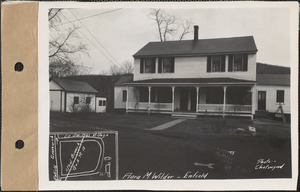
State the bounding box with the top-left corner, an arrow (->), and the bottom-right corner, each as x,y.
228,54 -> 248,72
74,96 -> 79,104
140,58 -> 156,74
276,90 -> 285,104
86,97 -> 91,104
233,55 -> 244,72
158,57 -> 175,73
98,100 -> 103,106
207,55 -> 225,73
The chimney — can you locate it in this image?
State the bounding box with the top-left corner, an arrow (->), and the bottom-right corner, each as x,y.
194,25 -> 199,40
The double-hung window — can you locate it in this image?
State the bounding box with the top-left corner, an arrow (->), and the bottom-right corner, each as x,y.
158,57 -> 175,73
140,58 -> 156,73
228,54 -> 248,72
74,96 -> 79,104
276,90 -> 285,103
207,55 -> 225,72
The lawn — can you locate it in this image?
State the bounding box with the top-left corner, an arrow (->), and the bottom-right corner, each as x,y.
50,112 -> 291,179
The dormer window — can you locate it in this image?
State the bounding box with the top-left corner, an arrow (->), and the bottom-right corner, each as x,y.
228,54 -> 248,72
140,58 -> 156,73
207,55 -> 225,72
158,57 -> 175,73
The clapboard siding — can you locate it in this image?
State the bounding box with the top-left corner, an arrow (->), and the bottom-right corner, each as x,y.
114,86 -> 136,109
134,54 -> 256,81
255,85 -> 290,113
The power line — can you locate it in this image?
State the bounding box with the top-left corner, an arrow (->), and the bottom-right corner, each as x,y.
59,12 -> 117,67
54,8 -> 122,27
68,9 -> 121,66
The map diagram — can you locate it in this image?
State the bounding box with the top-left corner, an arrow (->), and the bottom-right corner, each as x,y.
49,131 -> 118,181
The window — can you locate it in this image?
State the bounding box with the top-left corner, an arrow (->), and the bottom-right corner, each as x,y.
207,55 -> 225,72
276,90 -> 284,103
158,57 -> 175,73
86,97 -> 91,104
228,54 -> 248,72
99,100 -> 106,106
122,90 -> 127,102
140,58 -> 156,73
74,96 -> 79,104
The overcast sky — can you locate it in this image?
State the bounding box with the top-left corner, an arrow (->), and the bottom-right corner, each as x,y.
53,7 -> 291,74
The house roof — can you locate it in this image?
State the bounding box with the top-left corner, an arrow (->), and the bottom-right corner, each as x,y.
115,75 -> 134,86
121,77 -> 256,86
256,74 -> 290,86
133,36 -> 257,58
51,78 -> 98,93
257,63 -> 290,74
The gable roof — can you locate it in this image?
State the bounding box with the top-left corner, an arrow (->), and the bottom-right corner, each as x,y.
257,74 -> 290,86
133,36 -> 257,58
51,78 -> 98,93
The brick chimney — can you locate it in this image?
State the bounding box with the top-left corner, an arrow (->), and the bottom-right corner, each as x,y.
194,25 -> 199,40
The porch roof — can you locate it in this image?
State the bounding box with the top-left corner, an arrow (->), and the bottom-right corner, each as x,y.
123,77 -> 256,86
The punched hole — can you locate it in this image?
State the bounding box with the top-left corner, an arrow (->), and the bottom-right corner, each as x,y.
14,62 -> 24,72
15,140 -> 24,149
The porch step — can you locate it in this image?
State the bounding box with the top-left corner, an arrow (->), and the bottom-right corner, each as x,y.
172,113 -> 197,119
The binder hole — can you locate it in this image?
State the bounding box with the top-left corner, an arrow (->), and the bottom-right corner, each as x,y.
15,140 -> 24,149
14,62 -> 24,72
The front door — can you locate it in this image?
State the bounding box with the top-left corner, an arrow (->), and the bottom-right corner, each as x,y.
180,88 -> 188,111
258,91 -> 266,110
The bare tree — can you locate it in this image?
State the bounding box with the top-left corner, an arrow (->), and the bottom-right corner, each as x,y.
49,8 -> 89,77
150,9 -> 193,41
102,60 -> 134,75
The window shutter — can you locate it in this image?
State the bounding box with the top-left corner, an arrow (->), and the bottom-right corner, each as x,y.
228,55 -> 233,72
151,57 -> 156,73
140,58 -> 144,73
221,55 -> 225,72
207,56 -> 211,72
171,57 -> 175,73
158,58 -> 162,73
243,54 -> 248,71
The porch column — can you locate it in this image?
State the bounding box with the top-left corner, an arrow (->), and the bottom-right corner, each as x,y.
251,85 -> 256,119
126,86 -> 129,114
172,86 -> 175,112
223,86 -> 227,115
148,86 -> 151,113
196,86 -> 199,112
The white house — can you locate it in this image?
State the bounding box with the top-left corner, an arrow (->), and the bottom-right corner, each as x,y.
50,78 -> 106,113
114,26 -> 290,119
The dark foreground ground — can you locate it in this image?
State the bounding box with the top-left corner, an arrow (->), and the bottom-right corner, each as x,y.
50,112 -> 291,180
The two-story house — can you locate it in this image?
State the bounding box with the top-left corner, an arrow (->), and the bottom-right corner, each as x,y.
115,26 -> 268,119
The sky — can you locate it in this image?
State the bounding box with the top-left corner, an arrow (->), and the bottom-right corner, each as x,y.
51,7 -> 292,74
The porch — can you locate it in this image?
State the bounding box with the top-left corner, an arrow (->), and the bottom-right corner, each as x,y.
125,84 -> 256,118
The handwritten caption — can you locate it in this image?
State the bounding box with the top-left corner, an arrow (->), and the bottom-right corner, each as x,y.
255,158 -> 285,171
122,171 -> 209,180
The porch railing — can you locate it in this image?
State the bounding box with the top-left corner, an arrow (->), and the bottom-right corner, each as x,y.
198,104 -> 252,113
128,102 -> 172,111
198,104 -> 224,113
